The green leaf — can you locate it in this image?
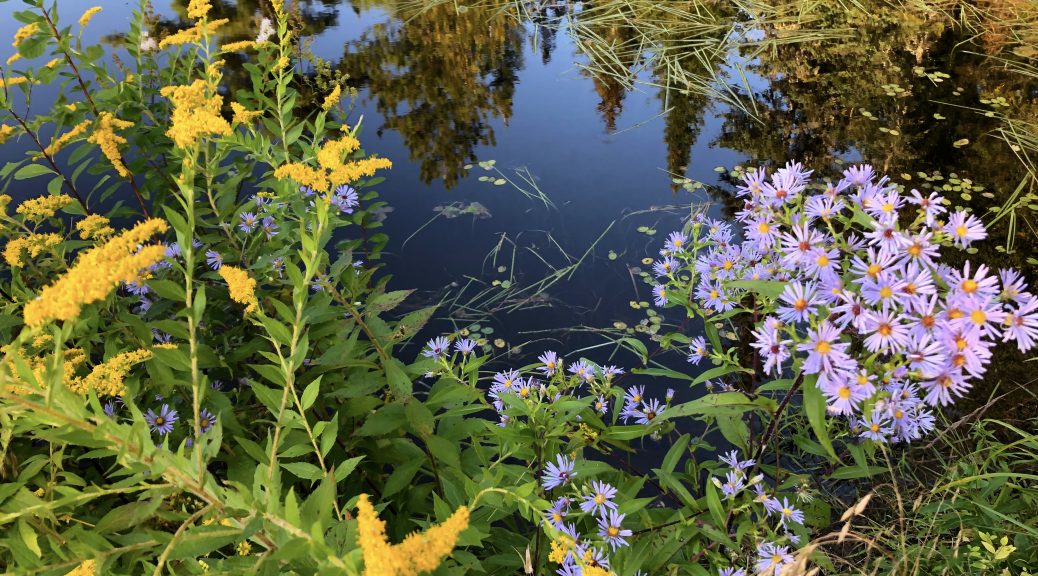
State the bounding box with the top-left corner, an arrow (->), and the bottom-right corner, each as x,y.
384,359 -> 412,398
705,480 -> 726,528
726,279 -> 786,299
282,461 -> 323,481
369,289 -> 413,313
95,497 -> 163,533
13,164 -> 54,180
661,392 -> 774,420
803,373 -> 839,462
334,455 -> 365,483
631,367 -> 694,381
691,364 -> 752,386
661,434 -> 689,474
829,465 -> 886,480
300,377 -> 321,411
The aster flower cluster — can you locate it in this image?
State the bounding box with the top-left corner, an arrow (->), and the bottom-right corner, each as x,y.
650,162 -> 1036,443
710,450 -> 810,576
542,458 -> 633,575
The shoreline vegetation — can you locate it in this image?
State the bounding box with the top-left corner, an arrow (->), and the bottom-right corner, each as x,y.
0,1 -> 1035,575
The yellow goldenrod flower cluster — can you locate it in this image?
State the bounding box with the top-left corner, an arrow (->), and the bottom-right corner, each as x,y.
66,348 -> 152,397
322,84 -> 342,111
221,40 -> 255,52
549,536 -> 575,564
5,233 -> 62,267
160,79 -> 231,148
187,0 -> 212,20
0,77 -> 30,89
218,265 -> 259,314
12,23 -> 39,47
6,53 -> 21,65
75,214 -> 114,240
87,113 -> 133,178
355,493 -> 469,576
274,134 -> 392,193
64,559 -> 95,576
274,56 -> 290,71
44,119 -> 91,157
158,19 -> 229,49
22,219 -> 168,328
236,541 -> 252,556
31,334 -> 52,349
16,194 -> 73,221
230,102 -> 263,125
583,568 -> 614,576
45,58 -> 61,69
78,7 -> 102,28
0,194 -> 11,212
0,125 -> 16,145
1,346 -> 84,395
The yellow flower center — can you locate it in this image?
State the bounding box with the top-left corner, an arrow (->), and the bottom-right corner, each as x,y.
970,310 -> 986,325
857,374 -> 869,385
838,386 -> 851,399
758,222 -> 770,234
794,298 -> 808,311
595,494 -> 606,505
723,260 -> 733,270
870,423 -> 881,432
607,527 -> 619,537
955,225 -> 968,237
948,308 -> 964,319
867,264 -> 881,277
709,289 -> 719,299
878,323 -> 892,336
908,244 -> 921,257
961,279 -> 978,293
816,254 -> 829,267
879,286 -> 893,299
815,341 -> 831,354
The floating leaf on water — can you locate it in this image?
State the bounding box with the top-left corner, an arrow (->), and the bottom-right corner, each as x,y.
463,164 -> 473,170
491,280 -> 501,286
961,193 -> 972,201
933,113 -> 945,120
953,138 -> 970,148
641,257 -> 653,265
493,338 -> 505,348
629,301 -> 641,309
608,250 -> 618,260
493,178 -> 506,185
478,176 -> 489,182
497,266 -> 507,273
500,280 -> 512,289
900,173 -> 912,181
483,327 -> 494,335
470,324 -> 481,332
713,166 -> 726,173
636,226 -> 649,233
613,321 -> 627,330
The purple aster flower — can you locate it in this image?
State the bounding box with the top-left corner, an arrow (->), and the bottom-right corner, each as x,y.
164,242 -> 182,260
634,398 -> 663,425
568,360 -> 594,383
580,480 -> 618,514
421,336 -> 450,359
756,541 -> 794,576
545,497 -> 570,529
1003,297 -> 1038,352
721,471 -> 745,499
300,185 -> 316,197
145,404 -> 178,435
774,496 -> 805,527
126,281 -> 150,296
652,283 -> 668,307
696,280 -> 733,312
899,231 -> 940,268
864,217 -> 909,257
538,351 -> 560,376
777,281 -> 818,324
205,249 -> 223,270
798,322 -> 851,375
719,450 -> 756,472
624,385 -> 645,407
999,269 -> 1032,304
103,398 -> 122,417
747,215 -> 780,250
805,194 -> 844,221
597,509 -> 632,550
492,369 -> 521,393
454,338 -> 477,355
261,216 -> 278,239
239,212 -> 258,233
197,408 -> 216,434
542,454 -> 576,491
720,569 -> 747,576
920,368 -> 970,406
652,256 -> 679,277
862,309 -> 910,354
946,261 -> 1000,301
779,223 -> 823,267
859,271 -> 907,310
593,395 -> 609,414
908,188 -> 946,225
600,365 -> 624,381
663,231 -> 688,253
904,334 -> 946,376
750,323 -> 792,376
271,257 -> 285,277
665,388 -> 675,402
843,164 -> 876,187
688,336 -> 708,364
945,210 -> 987,248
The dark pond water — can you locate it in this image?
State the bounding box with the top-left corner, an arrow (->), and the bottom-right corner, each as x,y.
1,0 -> 1035,418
